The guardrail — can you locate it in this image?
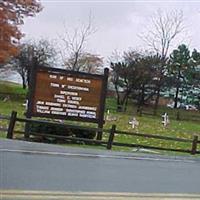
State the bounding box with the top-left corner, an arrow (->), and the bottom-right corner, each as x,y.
1,111 -> 200,155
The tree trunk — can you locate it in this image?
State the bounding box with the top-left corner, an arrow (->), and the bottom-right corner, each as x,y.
141,85 -> 145,106
176,109 -> 180,120
121,91 -> 130,112
20,73 -> 27,89
117,96 -> 127,112
22,79 -> 27,89
73,52 -> 79,71
116,91 -> 123,112
174,71 -> 181,109
174,86 -> 179,108
153,87 -> 160,115
124,96 -> 128,112
136,103 -> 142,116
153,59 -> 165,116
116,90 -> 129,112
137,85 -> 145,116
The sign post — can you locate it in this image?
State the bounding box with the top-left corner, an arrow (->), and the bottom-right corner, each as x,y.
97,68 -> 109,140
25,57 -> 37,139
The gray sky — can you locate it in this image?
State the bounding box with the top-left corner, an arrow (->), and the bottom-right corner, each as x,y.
21,0 -> 200,61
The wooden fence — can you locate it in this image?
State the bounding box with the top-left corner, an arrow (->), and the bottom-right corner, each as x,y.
1,111 -> 200,155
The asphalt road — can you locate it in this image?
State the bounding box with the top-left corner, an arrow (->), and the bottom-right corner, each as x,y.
1,139 -> 200,194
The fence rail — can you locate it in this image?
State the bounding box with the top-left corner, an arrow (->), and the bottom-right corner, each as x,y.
115,130 -> 193,143
1,111 -> 200,155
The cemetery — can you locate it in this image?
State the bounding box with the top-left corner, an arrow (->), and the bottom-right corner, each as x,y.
2,2 -> 200,198
0,77 -> 200,155
0,0 -> 200,156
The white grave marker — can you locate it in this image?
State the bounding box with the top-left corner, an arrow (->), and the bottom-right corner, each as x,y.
129,117 -> 139,129
162,113 -> 169,127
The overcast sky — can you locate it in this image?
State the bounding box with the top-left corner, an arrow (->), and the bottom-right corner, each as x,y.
21,0 -> 200,61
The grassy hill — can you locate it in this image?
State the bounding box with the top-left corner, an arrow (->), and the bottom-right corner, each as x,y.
0,80 -> 27,95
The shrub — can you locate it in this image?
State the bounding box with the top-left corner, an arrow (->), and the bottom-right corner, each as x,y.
72,128 -> 96,139
28,122 -> 96,140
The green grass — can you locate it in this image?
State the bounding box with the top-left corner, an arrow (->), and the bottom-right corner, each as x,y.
0,80 -> 27,103
104,97 -> 200,154
0,81 -> 27,138
0,81 -> 200,155
0,80 -> 27,95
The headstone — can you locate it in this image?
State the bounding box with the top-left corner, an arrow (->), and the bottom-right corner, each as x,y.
162,112 -> 169,127
129,117 -> 139,129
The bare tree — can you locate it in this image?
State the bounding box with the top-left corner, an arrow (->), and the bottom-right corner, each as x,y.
142,10 -> 184,58
60,14 -> 97,72
108,50 -> 123,64
11,39 -> 57,89
140,10 -> 184,114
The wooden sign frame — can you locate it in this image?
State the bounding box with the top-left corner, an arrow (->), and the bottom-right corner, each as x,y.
26,65 -> 109,131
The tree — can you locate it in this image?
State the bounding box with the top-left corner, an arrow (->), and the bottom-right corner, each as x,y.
140,10 -> 184,114
190,49 -> 200,109
191,49 -> 200,66
12,39 -> 57,89
110,50 -> 161,112
111,61 -> 134,112
191,49 -> 200,85
60,14 -> 97,72
168,44 -> 191,108
65,52 -> 103,74
133,54 -> 162,113
110,50 -> 142,112
0,0 -> 42,64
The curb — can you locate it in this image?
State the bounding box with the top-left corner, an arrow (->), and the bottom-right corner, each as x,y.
1,190 -> 200,200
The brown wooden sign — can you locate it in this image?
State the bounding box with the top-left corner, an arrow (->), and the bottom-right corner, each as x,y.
27,66 -> 109,124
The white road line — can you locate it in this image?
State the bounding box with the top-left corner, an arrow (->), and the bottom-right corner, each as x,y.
0,148 -> 196,163
1,191 -> 200,199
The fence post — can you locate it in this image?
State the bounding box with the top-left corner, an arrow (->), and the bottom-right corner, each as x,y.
24,122 -> 30,140
7,111 -> 17,139
107,124 -> 116,150
191,135 -> 198,155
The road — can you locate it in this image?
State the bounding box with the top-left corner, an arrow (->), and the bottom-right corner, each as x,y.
1,139 -> 200,198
